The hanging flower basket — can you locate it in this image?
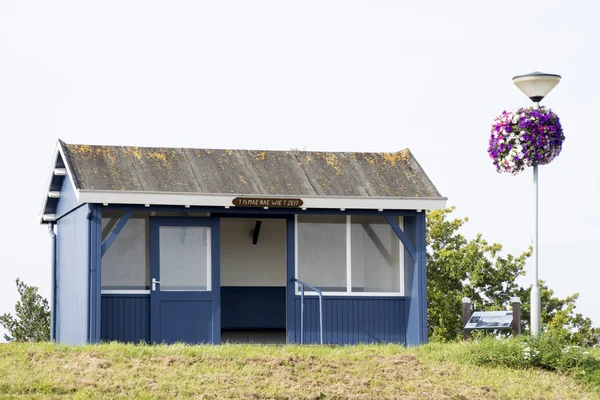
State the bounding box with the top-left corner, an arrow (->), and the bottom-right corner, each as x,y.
488,106 -> 565,175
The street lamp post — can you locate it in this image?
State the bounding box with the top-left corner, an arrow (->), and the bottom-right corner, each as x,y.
512,71 -> 561,336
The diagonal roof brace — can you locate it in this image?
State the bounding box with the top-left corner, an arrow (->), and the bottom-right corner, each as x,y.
101,210 -> 133,257
385,215 -> 416,260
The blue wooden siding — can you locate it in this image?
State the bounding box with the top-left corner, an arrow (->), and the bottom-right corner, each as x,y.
292,297 -> 406,344
55,174 -> 80,218
101,295 -> 150,343
56,205 -> 90,345
402,213 -> 428,346
101,293 -> 405,344
221,287 -> 286,329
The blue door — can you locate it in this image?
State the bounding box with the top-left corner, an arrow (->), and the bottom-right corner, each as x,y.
150,217 -> 220,344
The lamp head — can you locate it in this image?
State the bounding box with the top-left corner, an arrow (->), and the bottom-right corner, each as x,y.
512,71 -> 561,103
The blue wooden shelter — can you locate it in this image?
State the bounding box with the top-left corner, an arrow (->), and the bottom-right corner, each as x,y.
40,140 -> 446,345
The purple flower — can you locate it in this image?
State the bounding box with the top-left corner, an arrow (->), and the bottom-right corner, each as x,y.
488,106 -> 564,175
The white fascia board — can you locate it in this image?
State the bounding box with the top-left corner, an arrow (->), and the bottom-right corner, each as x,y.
38,144 -> 62,224
56,141 -> 80,200
77,190 -> 447,211
38,141 -> 81,224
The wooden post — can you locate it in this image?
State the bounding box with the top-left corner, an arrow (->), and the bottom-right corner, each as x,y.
462,297 -> 471,340
511,297 -> 521,336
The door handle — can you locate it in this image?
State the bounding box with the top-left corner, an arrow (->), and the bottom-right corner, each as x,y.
152,278 -> 161,291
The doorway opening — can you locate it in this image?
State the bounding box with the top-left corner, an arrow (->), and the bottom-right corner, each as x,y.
220,218 -> 287,344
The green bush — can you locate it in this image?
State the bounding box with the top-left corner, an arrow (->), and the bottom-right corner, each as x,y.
465,332 -> 600,387
0,279 -> 50,342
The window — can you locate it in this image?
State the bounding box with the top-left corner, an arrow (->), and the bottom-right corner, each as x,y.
297,215 -> 347,291
101,213 -> 149,290
351,216 -> 401,293
158,226 -> 211,291
296,215 -> 404,295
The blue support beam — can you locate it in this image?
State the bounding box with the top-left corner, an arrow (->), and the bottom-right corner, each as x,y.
403,212 -> 428,346
385,215 -> 416,260
101,210 -> 133,257
286,216 -> 296,344
416,211 -> 428,344
88,204 -> 102,343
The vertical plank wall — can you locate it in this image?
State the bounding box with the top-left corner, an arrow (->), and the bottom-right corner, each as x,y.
293,297 -> 406,344
101,295 -> 150,343
55,205 -> 90,345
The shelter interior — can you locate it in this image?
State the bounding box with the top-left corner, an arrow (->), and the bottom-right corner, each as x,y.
101,211 -> 406,344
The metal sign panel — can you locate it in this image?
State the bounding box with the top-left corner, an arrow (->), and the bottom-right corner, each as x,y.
464,311 -> 513,330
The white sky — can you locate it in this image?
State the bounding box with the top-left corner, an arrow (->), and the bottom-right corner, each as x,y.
0,1 -> 598,339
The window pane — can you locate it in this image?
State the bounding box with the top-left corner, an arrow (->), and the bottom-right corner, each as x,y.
351,216 -> 401,293
297,215 -> 346,291
101,217 -> 149,290
159,226 -> 210,291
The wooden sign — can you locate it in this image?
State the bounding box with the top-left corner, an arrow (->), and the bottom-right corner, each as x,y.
232,197 -> 304,208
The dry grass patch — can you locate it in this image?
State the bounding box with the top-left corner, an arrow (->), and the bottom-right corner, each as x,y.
0,342 -> 598,399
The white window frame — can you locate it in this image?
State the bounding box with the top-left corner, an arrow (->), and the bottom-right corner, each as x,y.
295,214 -> 405,297
100,215 -> 212,294
101,213 -> 151,292
157,225 -> 212,292
101,290 -> 151,295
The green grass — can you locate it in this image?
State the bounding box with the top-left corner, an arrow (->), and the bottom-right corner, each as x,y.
0,341 -> 599,399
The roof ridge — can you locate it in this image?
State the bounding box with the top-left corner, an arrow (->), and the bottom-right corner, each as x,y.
60,140 -> 410,155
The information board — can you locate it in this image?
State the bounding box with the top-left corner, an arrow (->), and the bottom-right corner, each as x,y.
464,311 -> 513,330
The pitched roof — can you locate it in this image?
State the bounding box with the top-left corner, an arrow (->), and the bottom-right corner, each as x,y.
62,141 -> 442,198
40,140 -> 446,221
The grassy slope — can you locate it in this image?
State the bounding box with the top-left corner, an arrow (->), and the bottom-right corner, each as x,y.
0,342 -> 598,399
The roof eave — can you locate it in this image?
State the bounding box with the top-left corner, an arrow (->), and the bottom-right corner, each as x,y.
78,190 -> 448,211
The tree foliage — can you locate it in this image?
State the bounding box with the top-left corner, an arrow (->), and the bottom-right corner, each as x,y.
426,207 -> 599,345
0,279 -> 50,342
514,282 -> 599,347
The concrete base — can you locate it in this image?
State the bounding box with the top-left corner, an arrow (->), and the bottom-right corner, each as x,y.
221,330 -> 286,344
